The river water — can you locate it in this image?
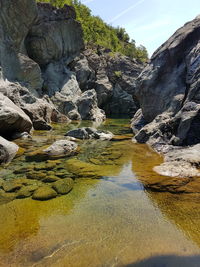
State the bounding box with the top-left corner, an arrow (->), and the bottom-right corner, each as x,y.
0,119 -> 200,267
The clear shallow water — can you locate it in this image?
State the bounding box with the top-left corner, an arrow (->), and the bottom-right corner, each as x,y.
0,119 -> 200,267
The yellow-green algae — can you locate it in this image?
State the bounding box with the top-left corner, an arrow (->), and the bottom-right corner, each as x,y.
0,119 -> 200,266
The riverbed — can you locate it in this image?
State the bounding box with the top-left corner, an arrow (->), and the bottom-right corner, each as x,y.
0,119 -> 200,267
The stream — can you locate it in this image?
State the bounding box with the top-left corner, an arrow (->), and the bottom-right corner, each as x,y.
0,119 -> 200,267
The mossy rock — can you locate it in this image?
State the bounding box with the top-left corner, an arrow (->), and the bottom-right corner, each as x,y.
52,178 -> 74,195
42,176 -> 60,183
65,158 -> 118,179
34,160 -> 61,171
32,186 -> 57,201
2,181 -> 22,193
26,171 -> 47,180
16,185 -> 38,199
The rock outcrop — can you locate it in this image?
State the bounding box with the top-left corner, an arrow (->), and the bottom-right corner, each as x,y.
71,48 -> 143,117
132,15 -> 200,178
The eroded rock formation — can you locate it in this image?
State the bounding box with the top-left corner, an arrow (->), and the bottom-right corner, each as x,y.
132,15 -> 200,177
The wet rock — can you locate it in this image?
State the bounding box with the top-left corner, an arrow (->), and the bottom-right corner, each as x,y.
43,140 -> 78,158
12,132 -> 32,140
0,136 -> 19,164
52,178 -> 74,195
32,186 -> 57,201
2,181 -> 22,193
26,172 -> 47,180
42,176 -> 60,183
66,127 -> 113,140
16,185 -> 38,199
154,144 -> 200,178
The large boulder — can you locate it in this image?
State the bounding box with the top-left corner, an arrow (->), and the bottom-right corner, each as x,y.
133,15 -> 200,148
0,81 -> 70,131
0,93 -> 32,137
0,0 -> 43,91
0,136 -> 19,164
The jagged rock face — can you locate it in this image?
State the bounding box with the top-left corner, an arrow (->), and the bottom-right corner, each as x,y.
0,0 -> 43,91
26,3 -> 84,66
71,48 -> 143,117
133,15 -> 200,148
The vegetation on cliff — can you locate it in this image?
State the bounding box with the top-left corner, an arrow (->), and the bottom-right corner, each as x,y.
37,0 -> 148,62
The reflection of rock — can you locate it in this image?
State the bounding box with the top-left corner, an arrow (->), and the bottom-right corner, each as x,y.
0,136 -> 19,164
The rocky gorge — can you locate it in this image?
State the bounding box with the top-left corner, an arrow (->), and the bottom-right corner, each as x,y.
0,1 -> 200,266
0,0 -> 199,199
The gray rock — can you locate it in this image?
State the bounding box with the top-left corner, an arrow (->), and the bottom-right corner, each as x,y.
154,144 -> 200,178
0,93 -> 32,137
133,15 -> 200,149
43,62 -> 82,98
0,0 -> 43,90
43,140 -> 78,158
76,89 -> 105,121
104,84 -> 138,116
136,15 -> 200,123
0,136 -> 19,164
66,127 -> 113,140
26,3 -> 84,66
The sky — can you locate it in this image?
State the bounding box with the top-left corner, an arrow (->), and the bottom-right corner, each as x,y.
80,0 -> 200,57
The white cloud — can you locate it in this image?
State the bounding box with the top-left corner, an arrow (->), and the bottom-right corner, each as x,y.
108,0 -> 146,24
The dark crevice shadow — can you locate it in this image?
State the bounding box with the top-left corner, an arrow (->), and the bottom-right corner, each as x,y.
124,254 -> 200,267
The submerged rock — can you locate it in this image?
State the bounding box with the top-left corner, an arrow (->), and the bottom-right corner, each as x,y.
0,136 -> 19,164
66,127 -> 113,140
52,178 -> 74,195
32,185 -> 57,201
